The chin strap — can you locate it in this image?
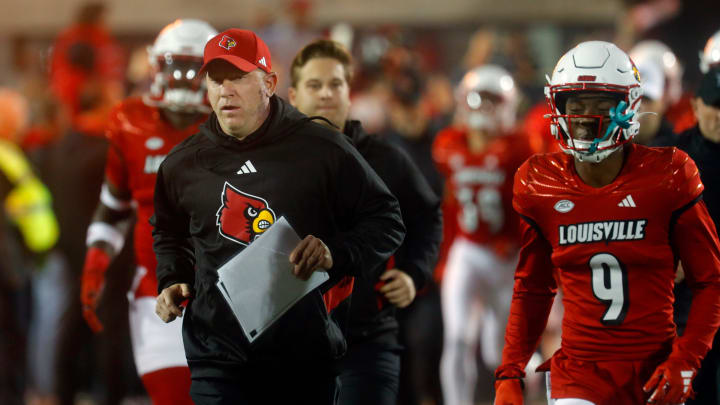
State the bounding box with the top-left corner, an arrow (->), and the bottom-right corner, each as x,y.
587,100 -> 634,154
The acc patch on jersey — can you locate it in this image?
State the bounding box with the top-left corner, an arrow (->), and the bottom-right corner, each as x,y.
554,199 -> 575,213
145,137 -> 164,150
216,182 -> 276,245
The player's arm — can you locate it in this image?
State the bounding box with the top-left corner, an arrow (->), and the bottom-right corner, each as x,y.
495,216 -> 557,403
671,198 -> 720,363
151,163 -> 195,323
645,197 -> 720,404
80,139 -> 134,333
88,179 -> 133,253
380,147 -> 442,307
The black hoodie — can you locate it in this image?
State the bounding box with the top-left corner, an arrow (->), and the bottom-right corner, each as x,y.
340,120 -> 442,343
151,96 -> 405,378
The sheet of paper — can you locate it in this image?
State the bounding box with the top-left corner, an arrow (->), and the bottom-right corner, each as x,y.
216,216 -> 329,343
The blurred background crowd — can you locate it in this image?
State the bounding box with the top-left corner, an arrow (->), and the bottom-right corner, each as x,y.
0,0 -> 718,404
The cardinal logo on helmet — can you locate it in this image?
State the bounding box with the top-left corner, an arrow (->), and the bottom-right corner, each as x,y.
219,35 -> 237,50
629,59 -> 642,83
216,182 -> 275,245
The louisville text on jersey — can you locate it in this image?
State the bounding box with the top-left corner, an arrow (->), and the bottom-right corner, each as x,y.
452,167 -> 505,186
558,219 -> 647,246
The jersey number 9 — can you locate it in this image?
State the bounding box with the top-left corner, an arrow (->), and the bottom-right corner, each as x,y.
589,252 -> 629,325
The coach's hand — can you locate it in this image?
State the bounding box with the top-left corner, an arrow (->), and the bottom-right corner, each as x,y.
494,378 -> 523,405
644,357 -> 696,405
156,283 -> 192,323
289,235 -> 333,281
379,269 -> 416,308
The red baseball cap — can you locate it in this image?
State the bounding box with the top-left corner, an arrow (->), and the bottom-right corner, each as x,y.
199,29 -> 272,74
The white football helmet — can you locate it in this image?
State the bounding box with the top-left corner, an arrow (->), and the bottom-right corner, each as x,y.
455,65 -> 518,132
144,19 -> 218,113
629,40 -> 683,104
700,29 -> 720,74
545,41 -> 642,163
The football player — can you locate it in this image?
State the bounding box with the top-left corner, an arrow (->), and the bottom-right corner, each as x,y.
79,19 -> 217,405
628,40 -> 683,146
493,41 -> 720,405
432,65 -> 537,405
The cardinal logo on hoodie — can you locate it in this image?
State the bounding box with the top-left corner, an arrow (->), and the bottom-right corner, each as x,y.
216,182 -> 275,245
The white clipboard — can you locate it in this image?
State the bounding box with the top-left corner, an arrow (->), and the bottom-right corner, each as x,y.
216,216 -> 329,343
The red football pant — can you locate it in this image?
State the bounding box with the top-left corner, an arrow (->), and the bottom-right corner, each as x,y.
141,366 -> 193,405
548,349 -> 661,405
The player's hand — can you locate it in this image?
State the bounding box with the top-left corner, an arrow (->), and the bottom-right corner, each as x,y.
289,235 -> 333,281
643,357 -> 696,405
379,269 -> 416,308
81,246 -> 111,333
156,283 -> 192,323
494,378 -> 524,405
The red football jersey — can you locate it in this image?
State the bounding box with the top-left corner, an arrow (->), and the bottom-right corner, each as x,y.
105,97 -> 206,298
665,93 -> 697,134
432,127 -> 537,257
520,101 -> 562,154
498,144 -> 720,377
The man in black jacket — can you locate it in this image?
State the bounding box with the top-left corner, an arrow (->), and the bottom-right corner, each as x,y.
288,39 -> 443,405
151,29 -> 405,405
662,67 -> 720,404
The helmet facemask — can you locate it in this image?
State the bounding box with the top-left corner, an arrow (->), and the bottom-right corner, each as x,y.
548,86 -> 640,162
145,54 -> 209,113
463,90 -> 504,131
455,65 -> 518,133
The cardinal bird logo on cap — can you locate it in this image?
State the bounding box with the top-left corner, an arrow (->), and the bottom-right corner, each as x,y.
216,182 -> 275,245
219,35 -> 237,50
